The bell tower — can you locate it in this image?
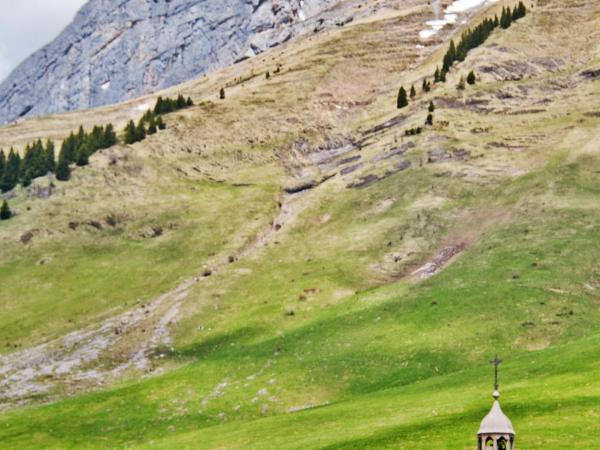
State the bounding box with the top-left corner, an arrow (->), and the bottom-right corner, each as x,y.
477,356 -> 515,450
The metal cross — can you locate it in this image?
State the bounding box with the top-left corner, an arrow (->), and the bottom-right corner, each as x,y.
490,354 -> 502,390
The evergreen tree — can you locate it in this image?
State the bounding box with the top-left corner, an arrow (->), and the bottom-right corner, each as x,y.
61,132 -> 76,163
428,101 -> 435,113
176,94 -> 187,109
156,116 -> 166,130
425,113 -> 434,126
55,149 -> 71,181
77,126 -> 85,148
442,40 -> 456,72
457,76 -> 466,91
0,149 -> 5,182
124,120 -> 137,145
467,70 -> 477,85
1,148 -> 20,192
500,7 -> 512,29
397,86 -> 408,109
45,140 -> 55,173
0,200 -> 11,220
21,170 -> 32,187
439,68 -> 447,82
422,78 -> 431,93
89,125 -> 103,150
266,71 -> 271,80
512,2 -> 526,20
511,5 -> 519,21
154,97 -> 164,115
135,120 -> 146,142
434,66 -> 441,83
220,87 -> 226,100
186,97 -> 194,107
410,85 -> 416,99
142,110 -> 153,123
103,124 -> 118,148
76,141 -> 91,166
494,15 -> 500,28
147,116 -> 158,135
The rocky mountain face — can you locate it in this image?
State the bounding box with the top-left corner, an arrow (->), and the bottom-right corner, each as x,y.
0,0 -> 346,124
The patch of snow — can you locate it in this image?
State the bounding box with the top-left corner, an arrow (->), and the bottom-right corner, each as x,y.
136,101 -> 154,111
101,81 -> 111,91
419,29 -> 439,39
419,0 -> 498,40
446,0 -> 498,14
299,0 -> 306,21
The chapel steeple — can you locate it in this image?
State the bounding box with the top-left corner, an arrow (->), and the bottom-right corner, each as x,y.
477,355 -> 515,450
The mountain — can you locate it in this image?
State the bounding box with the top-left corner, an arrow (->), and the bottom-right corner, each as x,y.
0,0 -> 346,124
1,0 -> 600,448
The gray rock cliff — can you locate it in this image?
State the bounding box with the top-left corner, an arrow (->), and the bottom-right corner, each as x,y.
0,0 -> 346,124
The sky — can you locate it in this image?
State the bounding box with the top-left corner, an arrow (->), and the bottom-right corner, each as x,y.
0,0 -> 87,82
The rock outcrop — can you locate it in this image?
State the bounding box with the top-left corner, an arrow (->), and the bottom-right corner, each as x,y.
0,0 -> 345,124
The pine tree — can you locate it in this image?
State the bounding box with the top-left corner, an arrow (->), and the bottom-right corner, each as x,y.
511,5 -> 519,21
55,149 -> 71,181
440,68 -> 447,83
219,88 -> 226,100
443,40 -> 456,72
176,94 -> 186,109
186,97 -> 194,107
266,71 -> 271,80
397,86 -> 408,109
1,148 -> 20,192
428,101 -> 435,113
425,113 -> 434,126
156,116 -> 166,130
147,116 -> 158,135
45,140 -> 55,173
457,76 -> 466,91
124,120 -> 137,145
77,125 -> 85,148
76,141 -> 91,166
103,124 -> 118,148
511,2 -> 526,20
0,149 -> 5,182
62,133 -> 76,163
500,7 -> 512,29
422,78 -> 431,93
518,2 -> 527,19
142,110 -> 153,123
410,85 -> 416,99
154,97 -> 164,115
0,200 -> 11,220
467,70 -> 476,85
434,66 -> 441,83
135,120 -> 146,142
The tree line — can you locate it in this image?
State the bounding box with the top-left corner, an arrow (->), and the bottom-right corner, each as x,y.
0,124 -> 119,189
56,124 -> 118,181
0,94 -> 195,190
396,2 -> 527,110
123,94 -> 192,145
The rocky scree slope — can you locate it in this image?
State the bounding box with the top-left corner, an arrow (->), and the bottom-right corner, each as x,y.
0,0 -> 347,124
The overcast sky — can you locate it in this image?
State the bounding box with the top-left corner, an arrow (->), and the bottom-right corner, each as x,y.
0,0 -> 87,82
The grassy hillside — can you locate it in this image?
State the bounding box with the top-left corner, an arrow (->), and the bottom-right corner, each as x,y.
1,0 -> 600,448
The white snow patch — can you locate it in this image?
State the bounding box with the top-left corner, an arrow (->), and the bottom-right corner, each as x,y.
101,81 -> 111,91
137,101 -> 154,111
446,0 -> 498,14
419,0 -> 498,40
299,0 -> 306,21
